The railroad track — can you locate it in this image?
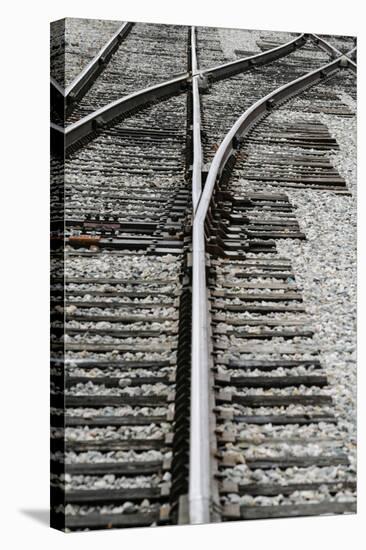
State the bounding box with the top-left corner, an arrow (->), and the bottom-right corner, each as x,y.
50,20 -> 356,530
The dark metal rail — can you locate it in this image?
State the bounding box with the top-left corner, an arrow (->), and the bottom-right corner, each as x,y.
65,22 -> 133,106
51,32 -> 313,154
196,57 -> 348,190
198,33 -> 307,81
346,46 -> 357,61
52,73 -> 189,152
311,33 -> 343,58
345,47 -> 357,73
311,33 -> 357,72
50,21 -> 133,117
50,23 -> 357,528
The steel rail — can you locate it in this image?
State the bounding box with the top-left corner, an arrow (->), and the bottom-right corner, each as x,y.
65,22 -> 133,99
53,32 -> 310,153
190,55 -> 349,524
344,47 -> 357,73
189,26 -> 210,525
52,32 -> 316,154
345,58 -> 356,74
346,46 -> 357,61
190,26 -> 203,213
196,56 -> 348,204
197,33 -> 307,81
51,73 -> 189,152
50,21 -> 133,116
311,33 -> 344,58
311,33 -> 357,68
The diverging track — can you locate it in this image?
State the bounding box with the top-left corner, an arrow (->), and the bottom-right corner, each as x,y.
50,21 -> 357,530
191,37 -> 356,522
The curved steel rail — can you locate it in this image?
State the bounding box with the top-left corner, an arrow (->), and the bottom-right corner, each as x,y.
195,56 -> 350,210
50,22 -> 133,116
190,55 -> 351,524
52,32 -> 313,154
198,33 -> 307,81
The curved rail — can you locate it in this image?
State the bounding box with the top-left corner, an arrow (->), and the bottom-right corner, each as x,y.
51,73 -> 189,152
196,57 -> 347,204
190,55 -> 348,524
199,33 -> 307,81
50,21 -> 133,117
52,32 -> 313,154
